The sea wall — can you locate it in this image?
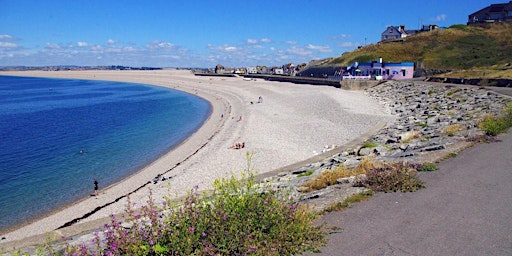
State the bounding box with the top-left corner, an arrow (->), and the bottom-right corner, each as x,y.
427,77 -> 512,87
242,74 -> 341,88
340,80 -> 383,90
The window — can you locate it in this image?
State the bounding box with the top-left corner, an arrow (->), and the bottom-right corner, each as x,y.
490,13 -> 503,20
508,11 -> 512,17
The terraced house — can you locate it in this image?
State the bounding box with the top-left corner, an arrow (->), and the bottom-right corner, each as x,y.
468,1 -> 512,24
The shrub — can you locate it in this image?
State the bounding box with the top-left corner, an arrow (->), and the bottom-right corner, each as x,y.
479,102 -> 512,136
416,162 -> 438,172
300,157 -> 378,192
360,162 -> 425,193
27,162 -> 326,255
479,115 -> 509,136
444,124 -> 464,136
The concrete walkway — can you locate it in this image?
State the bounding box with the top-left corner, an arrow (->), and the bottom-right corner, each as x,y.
307,130 -> 512,256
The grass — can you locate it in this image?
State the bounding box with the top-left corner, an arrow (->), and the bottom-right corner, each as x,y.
479,102 -> 512,136
361,140 -> 378,149
300,157 -> 378,192
325,23 -> 512,78
416,162 -> 438,172
297,169 -> 315,177
444,124 -> 464,137
357,162 -> 425,193
323,190 -> 374,213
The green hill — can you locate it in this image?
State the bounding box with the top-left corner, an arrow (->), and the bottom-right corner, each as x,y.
326,23 -> 512,79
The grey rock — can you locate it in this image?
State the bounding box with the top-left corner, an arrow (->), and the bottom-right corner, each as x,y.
421,144 -> 446,152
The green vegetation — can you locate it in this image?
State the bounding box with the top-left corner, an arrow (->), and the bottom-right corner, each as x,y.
416,162 -> 438,172
326,23 -> 512,79
360,162 -> 425,193
361,140 -> 379,149
416,122 -> 428,128
297,169 -> 315,177
479,102 -> 512,136
11,164 -> 326,255
300,158 -> 376,192
323,190 -> 374,213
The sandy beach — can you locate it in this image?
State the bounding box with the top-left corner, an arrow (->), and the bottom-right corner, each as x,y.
0,70 -> 394,246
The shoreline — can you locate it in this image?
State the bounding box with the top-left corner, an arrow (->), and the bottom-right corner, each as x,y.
0,70 -> 394,246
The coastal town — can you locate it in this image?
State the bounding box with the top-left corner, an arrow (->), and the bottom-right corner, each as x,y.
1,1 -> 512,255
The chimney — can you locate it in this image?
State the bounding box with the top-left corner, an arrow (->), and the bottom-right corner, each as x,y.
399,25 -> 405,32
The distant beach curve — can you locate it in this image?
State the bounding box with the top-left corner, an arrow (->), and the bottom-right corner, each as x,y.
0,70 -> 394,245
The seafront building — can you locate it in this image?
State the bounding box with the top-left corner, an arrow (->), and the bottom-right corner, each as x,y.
468,0 -> 512,24
342,58 -> 414,80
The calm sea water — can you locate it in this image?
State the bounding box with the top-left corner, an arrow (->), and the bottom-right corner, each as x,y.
0,76 -> 211,232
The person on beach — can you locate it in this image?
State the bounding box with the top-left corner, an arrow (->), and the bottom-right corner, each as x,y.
229,142 -> 245,149
93,179 -> 98,196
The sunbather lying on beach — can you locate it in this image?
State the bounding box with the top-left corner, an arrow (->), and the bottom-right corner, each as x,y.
229,142 -> 245,149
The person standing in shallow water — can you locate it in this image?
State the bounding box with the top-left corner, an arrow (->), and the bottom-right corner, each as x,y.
94,179 -> 99,196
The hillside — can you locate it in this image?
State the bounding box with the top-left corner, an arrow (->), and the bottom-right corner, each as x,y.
326,23 -> 512,79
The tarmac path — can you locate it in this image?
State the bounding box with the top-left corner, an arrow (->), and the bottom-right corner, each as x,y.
307,130 -> 512,255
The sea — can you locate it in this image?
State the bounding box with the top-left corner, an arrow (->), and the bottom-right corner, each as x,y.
0,76 -> 211,233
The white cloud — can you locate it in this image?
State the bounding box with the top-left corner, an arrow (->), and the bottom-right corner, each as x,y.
286,46 -> 313,56
0,35 -> 16,41
247,39 -> 258,44
147,40 -> 174,50
260,38 -> 271,43
306,44 -> 332,53
77,41 -> 89,47
285,40 -> 297,45
0,42 -> 18,48
45,43 -> 61,49
223,46 -> 236,51
433,14 -> 447,21
107,39 -> 116,45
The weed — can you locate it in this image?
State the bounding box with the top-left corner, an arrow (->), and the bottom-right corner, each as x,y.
323,190 -> 374,213
479,115 -> 509,136
301,158 -> 379,192
427,89 -> 437,95
416,162 -> 438,172
21,158 -> 326,255
480,102 -> 512,136
447,88 -> 462,97
444,124 -> 464,136
359,162 -> 425,193
297,169 -> 315,177
465,134 -> 501,143
361,140 -> 378,148
416,122 -> 428,128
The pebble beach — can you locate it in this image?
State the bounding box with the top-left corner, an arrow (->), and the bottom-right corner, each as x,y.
0,70 -> 394,246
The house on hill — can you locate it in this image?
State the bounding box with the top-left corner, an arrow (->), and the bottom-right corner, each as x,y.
381,25 -> 438,41
468,1 -> 512,24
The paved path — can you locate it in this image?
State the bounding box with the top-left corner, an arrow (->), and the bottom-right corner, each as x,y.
306,130 -> 512,256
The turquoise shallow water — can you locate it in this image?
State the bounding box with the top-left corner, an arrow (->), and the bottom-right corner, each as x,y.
0,76 -> 211,232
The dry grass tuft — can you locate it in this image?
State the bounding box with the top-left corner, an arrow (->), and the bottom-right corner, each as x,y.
444,124 -> 465,136
300,157 -> 381,192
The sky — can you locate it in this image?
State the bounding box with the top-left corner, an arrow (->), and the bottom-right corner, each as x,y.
0,0 -> 502,68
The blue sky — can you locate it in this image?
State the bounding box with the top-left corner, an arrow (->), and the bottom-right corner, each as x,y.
0,0 -> 501,68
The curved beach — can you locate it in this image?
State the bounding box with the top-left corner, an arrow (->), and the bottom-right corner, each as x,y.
0,70 -> 394,245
